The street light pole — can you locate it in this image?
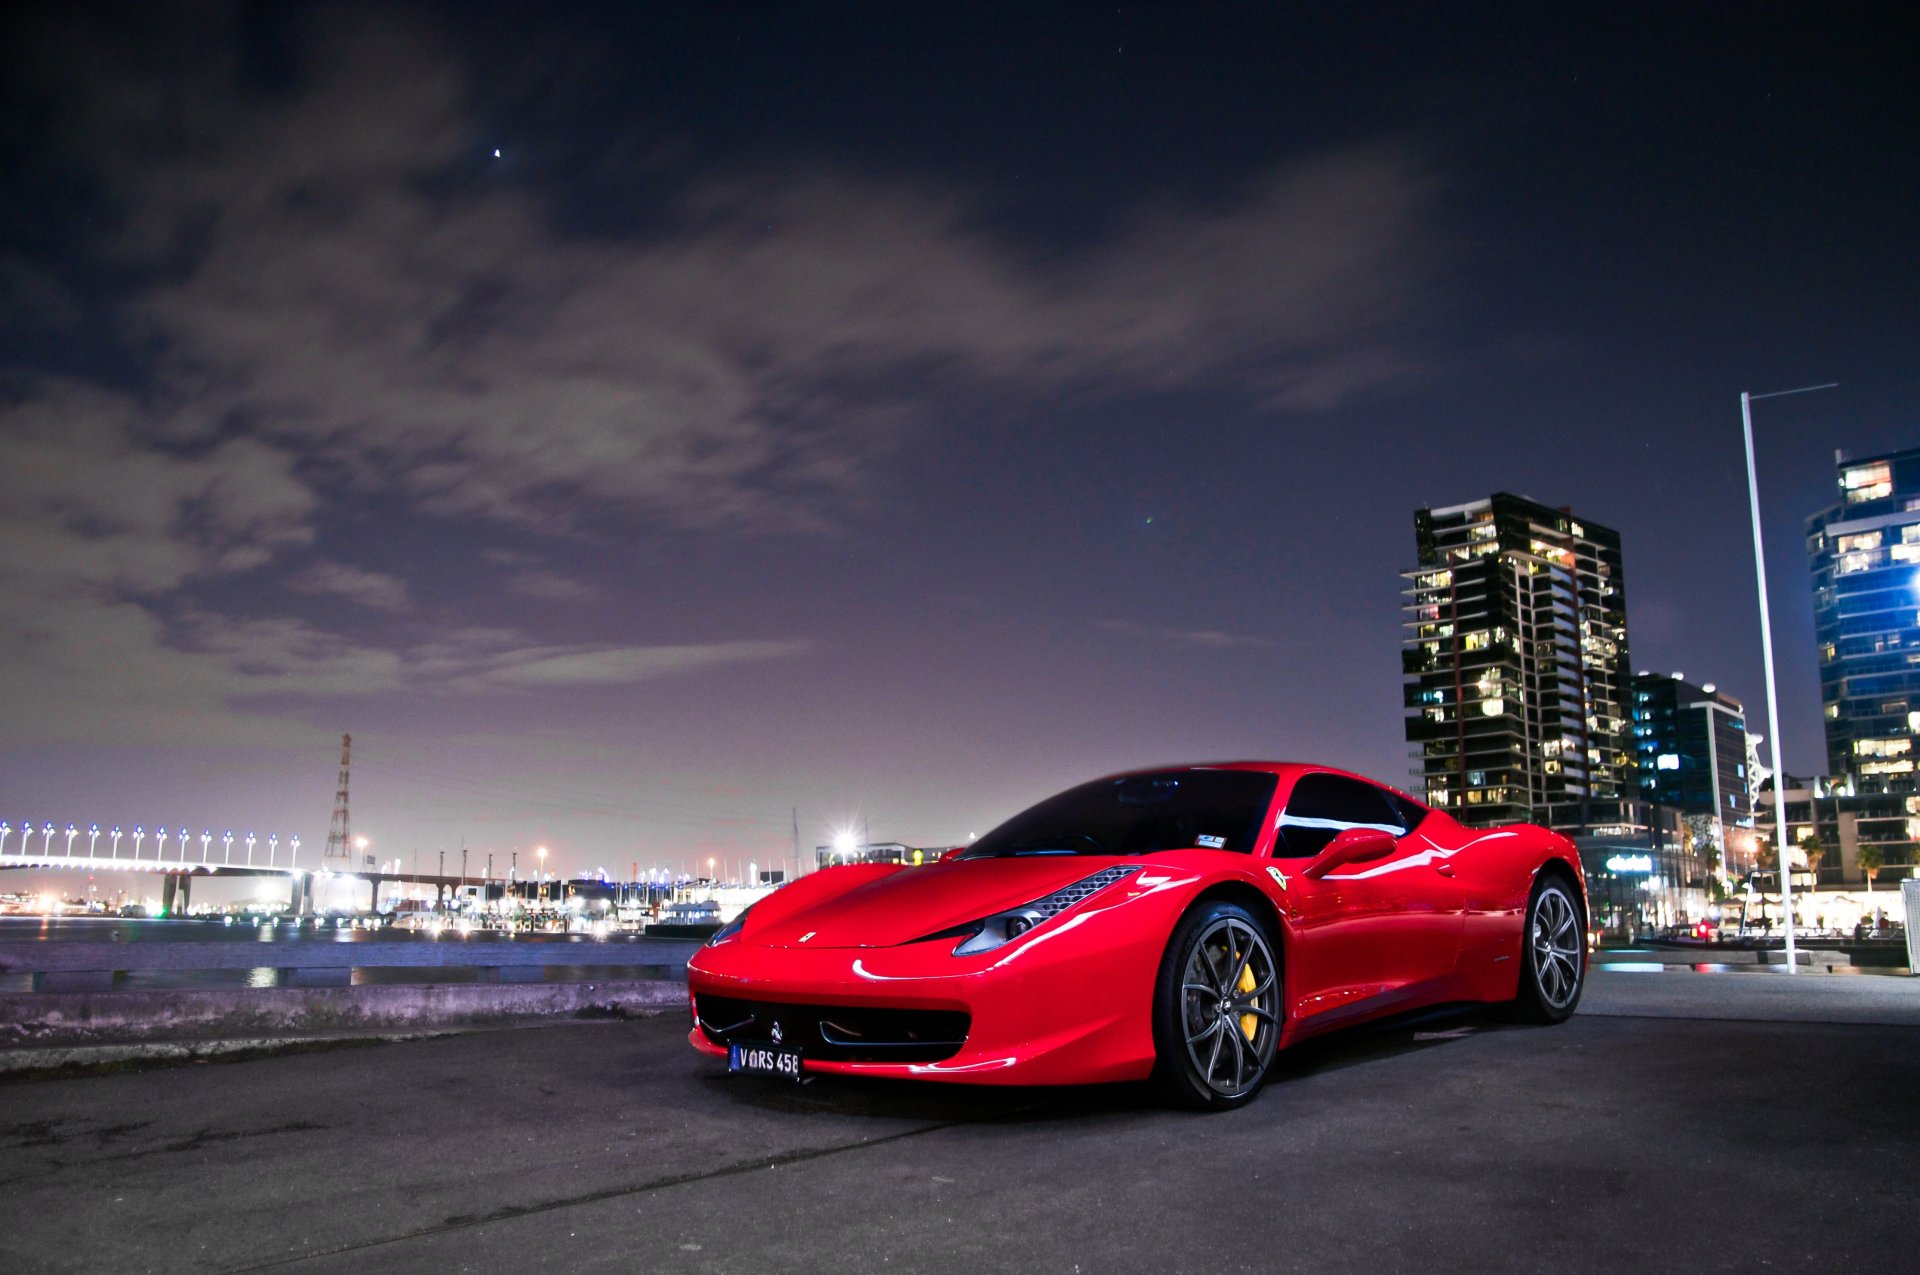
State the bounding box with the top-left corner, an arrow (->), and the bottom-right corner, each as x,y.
1741,382 -> 1835,975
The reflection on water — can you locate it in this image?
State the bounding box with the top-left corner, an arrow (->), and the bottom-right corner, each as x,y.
0,916 -> 663,946
4,963 -> 687,993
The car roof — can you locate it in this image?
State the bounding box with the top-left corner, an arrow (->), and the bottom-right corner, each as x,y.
1103,761 -> 1432,812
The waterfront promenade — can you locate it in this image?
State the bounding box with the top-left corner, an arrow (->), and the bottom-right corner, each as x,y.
2,969 -> 1915,1273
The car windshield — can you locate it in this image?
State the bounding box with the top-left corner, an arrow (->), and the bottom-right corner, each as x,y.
962,770 -> 1279,858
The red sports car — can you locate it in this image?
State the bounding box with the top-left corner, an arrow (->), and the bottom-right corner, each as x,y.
687,762 -> 1588,1109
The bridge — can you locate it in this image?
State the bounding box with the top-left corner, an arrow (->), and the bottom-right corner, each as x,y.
0,832 -> 619,917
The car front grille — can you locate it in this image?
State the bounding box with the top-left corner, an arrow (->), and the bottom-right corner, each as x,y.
697,995 -> 969,1064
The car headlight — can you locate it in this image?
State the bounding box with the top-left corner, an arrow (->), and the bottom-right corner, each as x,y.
706,905 -> 753,947
924,865 -> 1141,956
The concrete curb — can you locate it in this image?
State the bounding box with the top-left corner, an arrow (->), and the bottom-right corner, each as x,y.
0,978 -> 690,1049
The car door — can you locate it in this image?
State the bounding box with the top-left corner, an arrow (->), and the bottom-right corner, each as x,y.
1272,772 -> 1464,1026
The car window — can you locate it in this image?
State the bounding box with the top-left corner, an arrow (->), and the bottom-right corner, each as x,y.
1383,790 -> 1429,834
962,769 -> 1280,859
1274,773 -> 1405,859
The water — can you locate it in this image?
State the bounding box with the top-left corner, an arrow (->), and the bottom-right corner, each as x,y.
0,915 -> 706,984
1,962 -> 688,993
0,915 -> 663,946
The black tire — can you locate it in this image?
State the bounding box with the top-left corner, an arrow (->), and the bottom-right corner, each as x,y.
1150,899 -> 1283,1111
1509,869 -> 1586,1024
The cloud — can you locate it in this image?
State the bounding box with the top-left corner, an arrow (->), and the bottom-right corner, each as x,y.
456,639 -> 814,690
13,5 -> 1438,535
1096,619 -> 1275,650
0,6 -> 1431,745
288,563 -> 411,612
500,570 -> 596,603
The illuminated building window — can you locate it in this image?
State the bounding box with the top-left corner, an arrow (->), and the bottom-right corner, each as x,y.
1844,462 -> 1893,504
1836,531 -> 1883,553
1855,738 -> 1912,758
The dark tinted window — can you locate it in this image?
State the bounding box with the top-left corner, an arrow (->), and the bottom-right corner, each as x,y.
963,770 -> 1279,858
1384,790 -> 1430,834
1274,773 -> 1404,859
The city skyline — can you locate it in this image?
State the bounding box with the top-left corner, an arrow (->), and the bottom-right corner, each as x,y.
2,5 -> 1915,873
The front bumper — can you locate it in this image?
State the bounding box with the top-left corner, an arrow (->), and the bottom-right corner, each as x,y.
685,904 -> 1168,1085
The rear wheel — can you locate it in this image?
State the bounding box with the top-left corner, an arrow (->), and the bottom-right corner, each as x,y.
1151,900 -> 1282,1110
1511,871 -> 1585,1024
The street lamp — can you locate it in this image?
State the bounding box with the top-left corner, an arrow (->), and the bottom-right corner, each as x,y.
64,823 -> 77,856
88,824 -> 100,857
245,832 -> 256,865
289,834 -> 300,867
222,830 -> 234,864
111,825 -> 122,858
156,827 -> 170,858
41,822 -> 56,855
0,822 -> 10,855
199,830 -> 212,863
1742,381 -> 1836,975
267,833 -> 279,866
133,826 -> 146,857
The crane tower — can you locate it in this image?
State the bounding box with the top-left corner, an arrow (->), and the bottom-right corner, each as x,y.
322,733 -> 353,871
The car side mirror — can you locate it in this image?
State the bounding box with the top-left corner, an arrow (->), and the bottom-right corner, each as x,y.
1302,827 -> 1398,880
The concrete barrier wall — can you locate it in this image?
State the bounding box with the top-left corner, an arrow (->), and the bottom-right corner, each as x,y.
0,979 -> 689,1049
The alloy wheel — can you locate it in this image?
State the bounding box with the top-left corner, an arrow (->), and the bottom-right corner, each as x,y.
1530,883 -> 1583,1010
1178,915 -> 1280,1097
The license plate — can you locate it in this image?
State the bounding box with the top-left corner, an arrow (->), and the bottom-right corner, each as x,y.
728,1042 -> 805,1082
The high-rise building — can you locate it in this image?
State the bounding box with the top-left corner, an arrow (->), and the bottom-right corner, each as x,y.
1807,444 -> 1920,794
1630,672 -> 1751,823
1402,493 -> 1633,829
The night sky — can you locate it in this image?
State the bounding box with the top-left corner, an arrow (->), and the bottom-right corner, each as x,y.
2,3 -> 1915,878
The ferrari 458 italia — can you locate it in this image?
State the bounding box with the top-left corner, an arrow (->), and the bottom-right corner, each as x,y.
687,762 -> 1588,1109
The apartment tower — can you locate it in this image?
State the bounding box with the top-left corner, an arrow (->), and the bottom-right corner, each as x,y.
1808,444 -> 1920,795
1403,493 -> 1633,828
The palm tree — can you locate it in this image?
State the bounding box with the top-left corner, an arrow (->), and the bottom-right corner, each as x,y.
1796,831 -> 1828,878
1857,843 -> 1884,892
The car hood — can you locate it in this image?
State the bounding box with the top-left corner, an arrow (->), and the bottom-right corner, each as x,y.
747,857 -> 1139,949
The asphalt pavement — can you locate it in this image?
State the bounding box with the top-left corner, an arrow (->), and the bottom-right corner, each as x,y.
2,968 -> 1915,1274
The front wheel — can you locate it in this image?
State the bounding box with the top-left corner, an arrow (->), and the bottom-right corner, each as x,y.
1151,900 -> 1282,1110
1511,872 -> 1586,1024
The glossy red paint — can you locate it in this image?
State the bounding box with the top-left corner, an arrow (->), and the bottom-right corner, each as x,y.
687,761 -> 1584,1086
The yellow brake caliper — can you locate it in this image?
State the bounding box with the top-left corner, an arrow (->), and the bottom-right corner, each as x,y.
1236,953 -> 1259,1041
